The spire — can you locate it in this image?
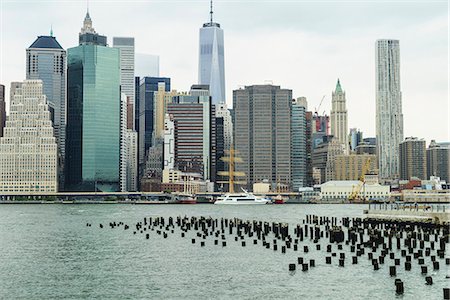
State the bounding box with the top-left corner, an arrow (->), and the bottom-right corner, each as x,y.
335,78 -> 343,93
50,24 -> 53,37
210,0 -> 213,23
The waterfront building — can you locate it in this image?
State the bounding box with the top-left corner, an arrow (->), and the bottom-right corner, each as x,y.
0,84 -> 5,137
333,154 -> 377,181
399,137 -> 426,180
291,98 -> 307,190
138,77 -> 170,165
349,128 -> 363,152
0,80 -> 57,193
426,140 -> 450,183
320,180 -> 390,201
198,1 -> 225,104
166,86 -> 214,180
233,85 -> 292,191
376,39 -> 403,181
113,37 -> 135,128
26,34 -> 66,189
330,79 -> 349,153
312,136 -> 345,184
66,12 -> 121,191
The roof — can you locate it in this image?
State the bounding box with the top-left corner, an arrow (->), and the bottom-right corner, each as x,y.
321,181 -> 360,187
335,79 -> 343,93
29,36 -> 63,49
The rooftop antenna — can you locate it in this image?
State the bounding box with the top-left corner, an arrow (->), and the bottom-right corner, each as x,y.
50,24 -> 53,37
210,0 -> 213,23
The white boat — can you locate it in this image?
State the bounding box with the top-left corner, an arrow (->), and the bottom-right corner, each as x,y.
214,189 -> 271,205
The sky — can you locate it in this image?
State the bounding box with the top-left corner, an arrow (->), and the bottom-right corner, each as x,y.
0,0 -> 448,144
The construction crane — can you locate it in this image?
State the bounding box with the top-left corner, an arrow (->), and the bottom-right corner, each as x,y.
314,95 -> 326,116
348,158 -> 372,202
217,146 -> 246,193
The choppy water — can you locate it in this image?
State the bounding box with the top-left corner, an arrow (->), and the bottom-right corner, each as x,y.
0,204 -> 448,299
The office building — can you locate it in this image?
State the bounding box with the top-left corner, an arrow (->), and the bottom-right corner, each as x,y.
376,39 -> 403,181
26,34 -> 66,189
66,12 -> 121,191
153,84 -> 180,141
233,85 -> 292,190
312,136 -> 345,184
349,128 -> 363,152
305,110 -> 314,187
215,102 -> 233,152
330,79 -> 348,153
291,97 -> 307,190
333,154 -> 377,181
427,140 -> 450,183
113,37 -> 135,127
198,1 -> 225,104
0,80 -> 57,193
399,137 -> 426,180
0,84 -> 5,137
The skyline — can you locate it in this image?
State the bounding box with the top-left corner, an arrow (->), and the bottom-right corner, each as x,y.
0,0 -> 448,143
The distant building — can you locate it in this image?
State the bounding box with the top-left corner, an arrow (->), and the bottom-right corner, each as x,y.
356,142 -> 376,155
399,137 -> 426,180
427,140 -> 450,183
66,12 -> 120,192
198,2 -> 225,104
330,79 -> 348,153
291,98 -> 307,190
376,39 -> 403,181
0,84 -> 5,137
233,85 -> 292,190
311,114 -> 329,150
0,80 -> 57,193
312,136 -> 345,183
78,10 -> 107,46
26,34 -> 66,189
138,77 -> 170,165
153,84 -> 180,141
125,129 -> 138,191
333,154 -> 377,181
349,128 -> 363,152
305,110 -> 314,187
113,37 -> 135,128
320,180 -> 390,201
215,102 -> 233,152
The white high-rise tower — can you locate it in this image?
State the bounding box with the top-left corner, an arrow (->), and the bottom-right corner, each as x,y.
376,39 -> 403,181
330,79 -> 348,154
198,0 -> 225,104
0,80 -> 57,193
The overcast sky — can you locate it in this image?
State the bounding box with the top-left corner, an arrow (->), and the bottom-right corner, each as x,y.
0,0 -> 448,143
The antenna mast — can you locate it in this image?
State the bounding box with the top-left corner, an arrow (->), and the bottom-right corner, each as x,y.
210,0 -> 213,23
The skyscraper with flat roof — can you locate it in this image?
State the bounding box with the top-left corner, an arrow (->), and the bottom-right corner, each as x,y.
0,84 -> 5,138
233,85 -> 292,191
399,137 -> 426,180
26,34 -> 66,189
291,98 -> 307,190
198,1 -> 225,104
66,12 -> 121,192
376,39 -> 403,181
427,140 -> 450,183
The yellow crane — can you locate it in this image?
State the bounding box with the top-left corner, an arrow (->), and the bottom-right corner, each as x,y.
348,158 -> 372,202
217,146 -> 246,193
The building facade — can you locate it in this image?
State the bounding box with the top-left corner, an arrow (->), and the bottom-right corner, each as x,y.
330,79 -> 348,153
427,140 -> 450,183
113,37 -> 135,128
66,13 -> 121,191
333,154 -> 377,181
214,102 -> 233,152
26,35 -> 66,189
291,98 -> 307,190
349,128 -> 363,152
399,137 -> 426,180
0,80 -> 57,193
376,39 -> 403,181
198,3 -> 225,104
0,84 -> 5,137
233,85 -> 292,190
312,136 -> 345,184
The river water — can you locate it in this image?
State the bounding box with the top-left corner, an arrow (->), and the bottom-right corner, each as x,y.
0,204 -> 448,299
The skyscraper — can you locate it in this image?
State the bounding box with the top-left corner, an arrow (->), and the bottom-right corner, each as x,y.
376,39 -> 403,181
0,80 -> 57,193
198,1 -> 225,104
427,140 -> 450,183
399,137 -> 426,180
215,102 -> 233,152
113,37 -> 135,127
330,79 -> 348,153
0,84 -> 5,137
233,85 -> 292,191
349,128 -> 363,152
291,98 -> 307,190
26,34 -> 66,189
66,12 -> 121,192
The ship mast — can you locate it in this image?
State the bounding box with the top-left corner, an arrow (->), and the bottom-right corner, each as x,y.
218,145 -> 246,193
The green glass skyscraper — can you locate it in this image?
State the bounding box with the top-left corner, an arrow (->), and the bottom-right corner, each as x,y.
65,12 -> 121,191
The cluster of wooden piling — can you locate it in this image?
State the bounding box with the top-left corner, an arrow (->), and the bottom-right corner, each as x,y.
89,214 -> 449,297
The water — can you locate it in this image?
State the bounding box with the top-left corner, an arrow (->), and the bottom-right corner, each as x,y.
0,204 -> 447,299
